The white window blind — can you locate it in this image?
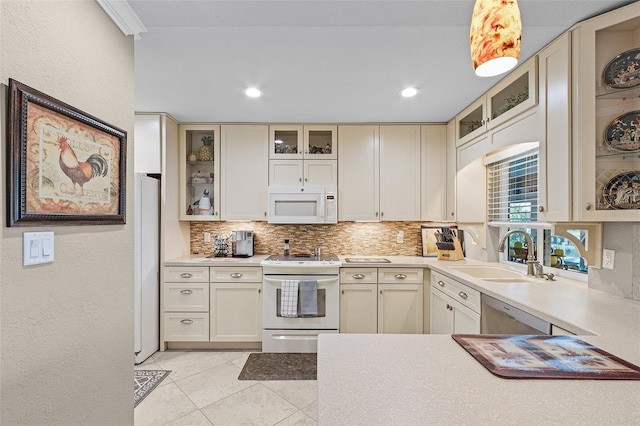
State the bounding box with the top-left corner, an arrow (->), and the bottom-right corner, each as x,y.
487,149 -> 539,224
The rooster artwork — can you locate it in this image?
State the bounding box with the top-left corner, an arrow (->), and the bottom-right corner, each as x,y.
57,135 -> 109,197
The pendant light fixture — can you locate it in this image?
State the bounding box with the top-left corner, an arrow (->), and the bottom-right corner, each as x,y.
470,0 -> 522,77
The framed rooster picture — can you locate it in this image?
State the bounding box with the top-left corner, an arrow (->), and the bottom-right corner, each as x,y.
7,79 -> 126,226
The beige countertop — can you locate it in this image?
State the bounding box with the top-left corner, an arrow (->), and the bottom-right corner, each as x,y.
319,256 -> 640,425
165,254 -> 640,424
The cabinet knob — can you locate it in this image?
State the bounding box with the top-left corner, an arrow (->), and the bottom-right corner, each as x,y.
584,203 -> 591,211
305,178 -> 308,182
180,319 -> 194,325
438,280 -> 445,287
299,178 -> 302,182
375,212 -> 379,217
230,272 -> 243,278
264,212 -> 267,217
353,274 -> 365,279
394,274 -> 407,279
180,289 -> 193,295
379,289 -> 383,295
180,273 -> 193,278
538,206 -> 544,213
458,291 -> 468,300
341,290 -> 344,295
258,289 -> 261,294
381,212 -> 384,218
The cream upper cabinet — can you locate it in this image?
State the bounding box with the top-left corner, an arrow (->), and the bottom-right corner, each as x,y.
338,125 -> 380,221
571,3 -> 640,222
421,124 -> 447,221
538,32 -> 572,222
456,57 -> 538,148
220,124 -> 269,221
379,125 -> 422,221
338,124 -> 421,221
456,154 -> 486,224
269,124 -> 337,186
179,124 -> 221,221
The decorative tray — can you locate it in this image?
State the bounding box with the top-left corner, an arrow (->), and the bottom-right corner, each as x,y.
602,170 -> 640,210
452,334 -> 640,380
603,47 -> 640,89
604,110 -> 640,152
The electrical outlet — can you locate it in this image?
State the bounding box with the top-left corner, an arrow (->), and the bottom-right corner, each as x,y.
396,231 -> 404,244
602,248 -> 615,270
204,232 -> 211,243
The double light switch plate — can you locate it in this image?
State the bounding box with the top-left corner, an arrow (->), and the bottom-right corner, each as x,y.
23,232 -> 54,266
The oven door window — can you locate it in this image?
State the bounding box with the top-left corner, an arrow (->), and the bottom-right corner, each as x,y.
276,288 -> 326,318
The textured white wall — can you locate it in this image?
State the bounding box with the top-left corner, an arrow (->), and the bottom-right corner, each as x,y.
0,1 -> 135,424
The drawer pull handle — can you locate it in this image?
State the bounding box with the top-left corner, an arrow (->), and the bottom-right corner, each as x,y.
180,319 -> 193,325
230,273 -> 243,278
438,280 -> 445,287
180,273 -> 193,278
353,274 -> 365,279
458,291 -> 468,300
180,289 -> 193,295
394,274 -> 407,279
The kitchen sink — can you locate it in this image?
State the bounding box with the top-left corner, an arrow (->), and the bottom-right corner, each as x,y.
450,265 -> 524,280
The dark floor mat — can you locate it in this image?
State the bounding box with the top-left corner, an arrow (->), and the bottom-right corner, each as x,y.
238,353 -> 317,380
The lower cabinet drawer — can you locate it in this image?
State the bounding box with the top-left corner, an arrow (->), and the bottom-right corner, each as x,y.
164,282 -> 209,312
377,268 -> 424,284
163,313 -> 209,341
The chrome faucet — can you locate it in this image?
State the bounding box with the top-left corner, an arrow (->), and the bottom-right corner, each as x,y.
497,230 -> 539,277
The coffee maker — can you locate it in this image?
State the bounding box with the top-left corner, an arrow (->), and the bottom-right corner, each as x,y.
231,230 -> 254,257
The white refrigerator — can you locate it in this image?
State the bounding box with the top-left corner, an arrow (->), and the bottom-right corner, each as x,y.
134,173 -> 160,364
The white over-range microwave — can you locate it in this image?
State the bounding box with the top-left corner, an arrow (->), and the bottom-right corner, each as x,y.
267,186 -> 337,224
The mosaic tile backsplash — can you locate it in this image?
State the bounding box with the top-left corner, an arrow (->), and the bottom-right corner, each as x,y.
190,221 -> 430,256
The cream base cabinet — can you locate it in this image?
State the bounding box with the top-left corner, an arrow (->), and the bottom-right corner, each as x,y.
340,268 -> 423,334
221,125 -> 269,221
377,268 -> 424,334
430,271 -> 480,334
209,267 -> 263,342
162,266 -> 210,343
209,283 -> 262,342
340,284 -> 378,333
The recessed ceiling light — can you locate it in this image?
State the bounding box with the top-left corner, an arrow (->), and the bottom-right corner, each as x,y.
244,87 -> 262,98
400,87 -> 419,98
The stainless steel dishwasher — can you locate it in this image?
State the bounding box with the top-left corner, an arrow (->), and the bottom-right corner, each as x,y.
481,294 -> 551,335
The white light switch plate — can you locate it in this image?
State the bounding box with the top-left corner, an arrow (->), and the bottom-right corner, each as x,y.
23,232 -> 54,266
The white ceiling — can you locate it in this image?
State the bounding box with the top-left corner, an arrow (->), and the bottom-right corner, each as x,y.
130,0 -> 637,123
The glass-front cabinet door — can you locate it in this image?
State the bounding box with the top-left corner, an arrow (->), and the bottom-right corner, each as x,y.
572,5 -> 640,221
304,125 -> 337,160
456,97 -> 486,147
179,124 -> 221,221
486,56 -> 538,130
269,125 -> 303,159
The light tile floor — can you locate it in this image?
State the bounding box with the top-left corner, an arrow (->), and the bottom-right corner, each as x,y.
134,350 -> 318,426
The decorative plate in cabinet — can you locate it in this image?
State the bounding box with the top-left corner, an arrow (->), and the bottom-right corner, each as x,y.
602,48 -> 640,90
604,111 -> 640,152
602,171 -> 640,210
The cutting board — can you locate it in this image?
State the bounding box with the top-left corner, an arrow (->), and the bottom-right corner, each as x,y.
452,334 -> 640,380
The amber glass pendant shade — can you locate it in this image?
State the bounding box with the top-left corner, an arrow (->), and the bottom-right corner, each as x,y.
470,0 -> 522,77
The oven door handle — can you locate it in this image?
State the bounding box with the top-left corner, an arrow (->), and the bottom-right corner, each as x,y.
264,277 -> 337,285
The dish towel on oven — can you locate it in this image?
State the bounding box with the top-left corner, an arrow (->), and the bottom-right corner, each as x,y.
280,280 -> 299,317
299,280 -> 318,316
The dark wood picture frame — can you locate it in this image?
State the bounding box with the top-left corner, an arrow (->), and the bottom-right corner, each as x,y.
7,79 -> 126,226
